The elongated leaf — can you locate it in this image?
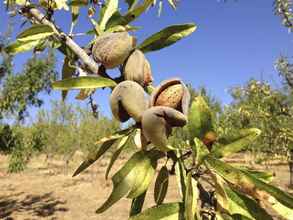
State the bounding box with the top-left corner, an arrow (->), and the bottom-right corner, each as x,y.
175,153 -> 186,200
212,128 -> 261,158
154,166 -> 169,205
192,137 -> 209,166
224,186 -> 273,220
188,96 -> 213,141
61,57 -> 76,100
52,76 -> 116,90
72,128 -> 133,177
268,196 -> 293,219
16,24 -> 55,42
138,23 -> 196,53
205,156 -> 293,210
185,172 -> 198,220
5,39 -> 42,54
99,0 -> 119,31
129,191 -> 147,217
129,203 -> 185,220
239,167 -> 274,183
106,0 -> 153,28
125,0 -> 138,10
212,173 -> 229,211
105,135 -> 130,179
71,5 -> 79,27
96,150 -> 161,213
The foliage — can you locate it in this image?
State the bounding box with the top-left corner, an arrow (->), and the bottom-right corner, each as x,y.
0,50 -> 57,121
219,79 -> 293,156
3,0 -> 293,219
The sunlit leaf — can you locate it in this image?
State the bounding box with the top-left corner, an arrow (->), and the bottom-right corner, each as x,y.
106,0 -> 153,28
268,196 -> 293,220
5,39 -> 41,54
128,203 -> 185,220
205,156 -> 293,210
96,150 -> 162,213
52,76 -> 116,90
188,96 -> 213,141
212,128 -> 261,158
239,167 -> 274,183
71,5 -> 80,27
72,127 -> 133,177
99,0 -> 119,31
105,135 -> 130,179
154,166 -> 169,205
167,0 -> 176,10
185,172 -> 198,220
55,0 -> 69,10
192,137 -> 209,166
16,24 -> 55,42
224,186 -> 273,220
138,23 -> 196,53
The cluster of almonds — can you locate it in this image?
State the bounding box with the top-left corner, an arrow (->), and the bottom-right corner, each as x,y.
92,32 -> 191,152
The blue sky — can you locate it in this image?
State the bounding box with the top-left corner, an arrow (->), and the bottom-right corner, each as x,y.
1,0 -> 293,121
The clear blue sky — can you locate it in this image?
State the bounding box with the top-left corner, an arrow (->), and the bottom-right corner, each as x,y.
1,0 -> 293,121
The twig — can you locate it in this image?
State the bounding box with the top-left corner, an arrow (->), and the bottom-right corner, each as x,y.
19,6 -> 100,75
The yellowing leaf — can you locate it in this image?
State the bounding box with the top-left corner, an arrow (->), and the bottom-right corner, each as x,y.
99,0 -> 119,31
5,39 -> 42,54
52,76 -> 117,90
17,24 -> 55,42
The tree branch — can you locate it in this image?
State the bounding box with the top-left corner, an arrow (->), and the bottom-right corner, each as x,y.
19,6 -> 100,75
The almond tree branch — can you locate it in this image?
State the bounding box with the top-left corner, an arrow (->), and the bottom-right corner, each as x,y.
19,6 -> 100,75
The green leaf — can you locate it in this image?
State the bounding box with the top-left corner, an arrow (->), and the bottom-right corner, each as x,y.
239,167 -> 274,183
96,150 -> 160,213
71,5 -> 80,27
188,96 -> 213,141
107,0 -> 154,28
105,135 -> 130,179
61,57 -> 76,100
52,76 -> 117,90
212,128 -> 261,158
154,166 -> 169,205
205,156 -> 293,210
128,203 -> 185,220
125,0 -> 138,10
129,191 -> 147,217
138,23 -> 196,53
99,0 -> 119,31
224,186 -> 273,220
192,137 -> 210,166
269,197 -> 293,220
17,24 -> 55,42
175,153 -> 187,200
72,128 -> 133,177
185,172 -> 198,220
5,39 -> 42,54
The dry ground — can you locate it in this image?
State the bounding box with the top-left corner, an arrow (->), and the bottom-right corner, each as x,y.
0,152 -> 292,220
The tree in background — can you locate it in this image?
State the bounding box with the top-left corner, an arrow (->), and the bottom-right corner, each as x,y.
219,79 -> 293,158
2,0 -> 293,219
